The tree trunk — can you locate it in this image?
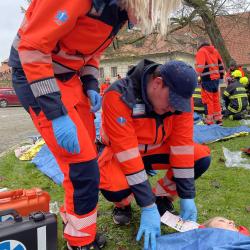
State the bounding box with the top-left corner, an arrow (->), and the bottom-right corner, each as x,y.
184,0 -> 232,68
199,11 -> 232,68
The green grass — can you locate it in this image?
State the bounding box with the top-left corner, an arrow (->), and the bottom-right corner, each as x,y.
0,119 -> 250,249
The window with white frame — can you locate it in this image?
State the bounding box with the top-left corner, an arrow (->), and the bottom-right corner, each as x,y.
111,67 -> 117,77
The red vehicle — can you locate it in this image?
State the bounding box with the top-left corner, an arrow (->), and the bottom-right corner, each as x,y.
0,87 -> 21,108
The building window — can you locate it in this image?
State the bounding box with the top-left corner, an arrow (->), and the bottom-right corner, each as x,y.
128,65 -> 134,70
99,67 -> 104,78
111,67 -> 117,77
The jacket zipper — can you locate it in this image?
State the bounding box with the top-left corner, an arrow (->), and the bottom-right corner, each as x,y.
78,31 -> 114,73
161,125 -> 165,142
88,31 -> 114,57
153,116 -> 163,144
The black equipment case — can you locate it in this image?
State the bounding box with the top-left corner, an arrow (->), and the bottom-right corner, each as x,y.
0,209 -> 57,250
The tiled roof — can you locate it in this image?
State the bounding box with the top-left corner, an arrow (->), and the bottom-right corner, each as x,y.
1,13 -> 250,66
103,12 -> 250,65
217,13 -> 250,65
102,30 -> 196,60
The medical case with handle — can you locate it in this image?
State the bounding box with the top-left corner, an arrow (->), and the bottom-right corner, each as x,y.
0,209 -> 57,250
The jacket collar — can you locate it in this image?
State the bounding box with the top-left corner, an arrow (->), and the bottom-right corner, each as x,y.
93,0 -> 118,11
124,59 -> 160,112
93,0 -> 105,11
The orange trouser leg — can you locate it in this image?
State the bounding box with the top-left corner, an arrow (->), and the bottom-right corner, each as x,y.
213,91 -> 222,114
201,88 -> 214,115
29,76 -> 99,247
201,88 -> 215,124
212,91 -> 222,121
153,143 -> 210,199
99,143 -> 210,203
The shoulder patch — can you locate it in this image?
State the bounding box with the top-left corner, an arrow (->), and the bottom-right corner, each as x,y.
116,117 -> 126,125
55,10 -> 68,25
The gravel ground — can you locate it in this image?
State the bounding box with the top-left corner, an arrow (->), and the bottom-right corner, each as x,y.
0,107 -> 38,154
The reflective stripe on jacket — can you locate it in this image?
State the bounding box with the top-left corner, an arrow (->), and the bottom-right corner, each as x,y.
193,87 -> 205,112
195,45 -> 224,82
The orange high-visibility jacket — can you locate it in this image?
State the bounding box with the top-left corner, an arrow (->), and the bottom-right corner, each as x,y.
9,0 -> 128,119
195,45 -> 224,82
101,60 -> 195,206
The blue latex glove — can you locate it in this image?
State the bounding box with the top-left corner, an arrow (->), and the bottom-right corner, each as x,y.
136,204 -> 161,250
180,198 -> 197,222
52,115 -> 80,154
87,90 -> 102,112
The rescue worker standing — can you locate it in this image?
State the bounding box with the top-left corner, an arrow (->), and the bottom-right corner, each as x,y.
195,39 -> 225,125
98,60 -> 211,250
8,1 -> 183,249
223,70 -> 249,120
100,77 -> 111,96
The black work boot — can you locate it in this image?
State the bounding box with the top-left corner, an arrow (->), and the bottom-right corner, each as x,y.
155,196 -> 175,216
67,233 -> 106,250
112,205 -> 132,225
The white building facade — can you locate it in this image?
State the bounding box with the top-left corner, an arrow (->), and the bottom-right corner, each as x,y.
99,51 -> 194,83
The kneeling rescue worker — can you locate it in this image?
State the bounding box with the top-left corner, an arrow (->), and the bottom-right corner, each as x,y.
99,60 -> 211,250
223,70 -> 249,120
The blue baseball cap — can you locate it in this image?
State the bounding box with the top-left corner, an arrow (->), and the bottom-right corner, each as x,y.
159,61 -> 197,112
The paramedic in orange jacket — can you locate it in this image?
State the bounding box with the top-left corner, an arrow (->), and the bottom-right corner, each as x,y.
8,1 -> 182,248
195,40 -> 225,125
99,60 -> 211,250
8,1 -> 130,249
100,77 -> 111,96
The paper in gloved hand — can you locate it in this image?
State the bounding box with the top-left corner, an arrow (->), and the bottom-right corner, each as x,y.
161,211 -> 199,232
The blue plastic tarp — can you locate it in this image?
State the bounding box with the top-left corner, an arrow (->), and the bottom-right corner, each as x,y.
31,145 -> 63,185
193,125 -> 250,144
155,228 -> 250,250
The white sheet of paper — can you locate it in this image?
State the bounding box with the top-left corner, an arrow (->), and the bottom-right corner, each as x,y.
161,211 -> 200,232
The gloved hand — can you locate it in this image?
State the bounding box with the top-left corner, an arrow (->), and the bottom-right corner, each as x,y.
52,115 -> 80,154
180,198 -> 197,222
87,90 -> 102,112
136,204 -> 161,250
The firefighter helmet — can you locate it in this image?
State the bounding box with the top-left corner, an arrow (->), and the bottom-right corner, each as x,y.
231,70 -> 242,78
240,76 -> 249,86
